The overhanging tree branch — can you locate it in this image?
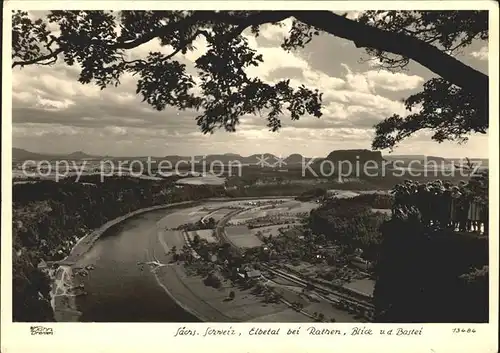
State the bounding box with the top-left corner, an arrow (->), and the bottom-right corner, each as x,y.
113,10 -> 488,96
292,11 -> 488,99
12,11 -> 488,136
12,48 -> 64,68
12,11 -> 488,94
113,11 -> 292,49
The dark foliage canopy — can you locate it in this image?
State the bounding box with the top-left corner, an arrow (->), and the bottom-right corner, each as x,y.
12,10 -> 488,149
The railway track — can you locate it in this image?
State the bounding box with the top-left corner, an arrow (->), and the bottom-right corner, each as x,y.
214,208 -> 375,314
260,264 -> 374,312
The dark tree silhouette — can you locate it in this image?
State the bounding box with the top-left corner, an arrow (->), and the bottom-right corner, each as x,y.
12,10 -> 488,148
374,175 -> 489,323
358,11 -> 489,150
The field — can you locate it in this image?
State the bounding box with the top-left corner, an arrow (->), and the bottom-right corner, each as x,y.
263,278 -> 362,322
250,224 -> 300,238
224,226 -> 263,248
229,200 -> 318,225
230,209 -> 269,223
284,262 -> 319,277
327,190 -> 362,198
176,176 -> 226,185
204,208 -> 235,222
187,229 -> 217,243
161,265 -> 310,322
342,279 -> 375,298
281,200 -> 319,213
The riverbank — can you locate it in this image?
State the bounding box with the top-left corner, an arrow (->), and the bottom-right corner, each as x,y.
60,197 -> 299,263
52,196 -> 369,322
151,200 -> 310,322
50,265 -> 82,321
149,201 -> 360,323
152,209 -> 311,322
51,197 -> 301,321
51,200 -> 203,319
63,201 -> 200,264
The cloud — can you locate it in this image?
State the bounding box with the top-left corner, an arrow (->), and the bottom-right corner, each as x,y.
363,70 -> 424,91
366,57 -> 384,68
13,123 -> 83,137
258,18 -> 294,42
104,126 -> 128,136
11,14 -> 488,158
470,46 -> 488,61
339,63 -> 423,93
341,63 -> 372,93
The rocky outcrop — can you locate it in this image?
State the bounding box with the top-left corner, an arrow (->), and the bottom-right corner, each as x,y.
324,149 -> 385,163
285,154 -> 308,164
307,149 -> 387,178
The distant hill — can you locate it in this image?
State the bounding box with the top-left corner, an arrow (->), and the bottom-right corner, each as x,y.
311,149 -> 385,167
243,153 -> 278,165
307,149 -> 387,176
383,155 -> 488,168
12,148 -> 488,169
12,148 -> 101,161
285,153 -> 306,164
426,156 -> 447,163
161,155 -> 186,165
12,148 -> 55,161
325,149 -> 385,163
203,154 -> 244,165
384,155 -> 426,161
66,151 -> 98,160
447,158 -> 489,167
385,155 -> 446,163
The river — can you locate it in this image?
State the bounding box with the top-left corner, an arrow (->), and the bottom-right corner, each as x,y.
73,208 -> 201,322
69,199 -> 303,322
68,197 -> 359,322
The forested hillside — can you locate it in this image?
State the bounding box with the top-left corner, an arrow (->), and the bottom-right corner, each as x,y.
12,176 -> 226,321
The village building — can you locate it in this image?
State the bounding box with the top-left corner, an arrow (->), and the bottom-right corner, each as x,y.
233,266 -> 263,281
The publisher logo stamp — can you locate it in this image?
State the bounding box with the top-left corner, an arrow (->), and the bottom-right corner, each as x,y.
30,326 -> 54,335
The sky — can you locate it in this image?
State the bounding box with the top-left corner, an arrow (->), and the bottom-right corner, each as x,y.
11,11 -> 490,158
